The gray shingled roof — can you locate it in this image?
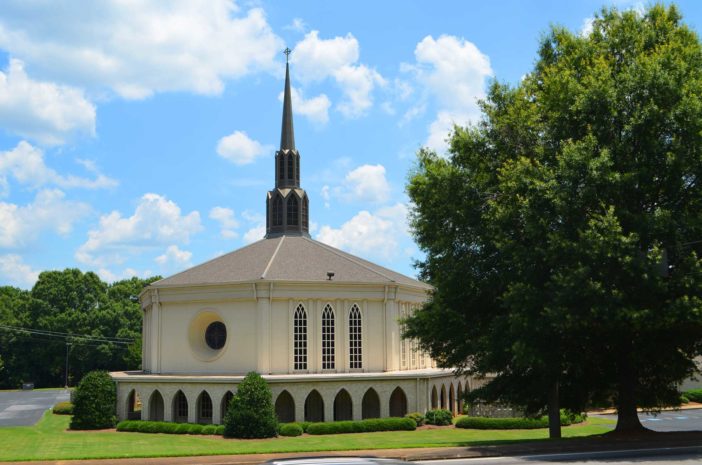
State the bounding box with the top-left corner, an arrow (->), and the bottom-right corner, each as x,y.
151,236 -> 431,290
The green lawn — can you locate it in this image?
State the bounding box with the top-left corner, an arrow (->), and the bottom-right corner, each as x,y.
0,413 -> 615,462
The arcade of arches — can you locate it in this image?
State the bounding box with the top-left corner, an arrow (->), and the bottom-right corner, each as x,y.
118,377 -> 469,424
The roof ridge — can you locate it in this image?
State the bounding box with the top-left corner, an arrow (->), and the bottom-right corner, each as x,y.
150,237 -> 268,286
261,235 -> 285,279
302,236 -> 398,284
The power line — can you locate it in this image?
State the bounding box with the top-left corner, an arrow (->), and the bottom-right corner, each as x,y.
0,324 -> 136,345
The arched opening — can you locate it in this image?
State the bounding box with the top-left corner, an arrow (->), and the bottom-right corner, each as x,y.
278,154 -> 284,181
275,390 -> 295,423
149,390 -> 164,421
287,195 -> 299,226
449,384 -> 456,416
457,382 -> 464,415
273,195 -> 283,226
220,391 -> 234,423
287,153 -> 294,180
440,385 -> 447,410
196,391 -> 213,424
126,389 -> 141,420
172,390 -> 188,423
361,388 -> 380,419
296,156 -> 300,183
389,387 -> 407,417
304,390 -> 324,422
334,389 -> 352,421
431,385 -> 438,409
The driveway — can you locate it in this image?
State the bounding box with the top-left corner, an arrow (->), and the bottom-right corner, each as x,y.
0,388 -> 70,426
592,408 -> 702,432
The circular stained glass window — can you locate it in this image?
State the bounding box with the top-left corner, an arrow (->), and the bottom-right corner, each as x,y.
205,321 -> 227,350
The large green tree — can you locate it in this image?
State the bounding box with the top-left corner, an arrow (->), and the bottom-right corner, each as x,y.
405,4 -> 702,435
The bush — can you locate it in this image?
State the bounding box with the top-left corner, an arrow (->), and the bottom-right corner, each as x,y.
223,371 -> 278,438
559,410 -> 586,426
52,401 -> 74,415
69,371 -> 117,430
681,395 -> 690,404
425,409 -> 452,426
187,424 -> 204,435
405,412 -> 425,426
116,420 -> 222,435
455,416 -> 548,430
306,417 -> 416,435
215,425 -> 225,435
685,389 -> 702,403
279,423 -> 303,436
201,425 -> 217,435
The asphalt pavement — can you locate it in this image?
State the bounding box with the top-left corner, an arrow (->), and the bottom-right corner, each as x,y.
0,388 -> 70,426
593,408 -> 702,432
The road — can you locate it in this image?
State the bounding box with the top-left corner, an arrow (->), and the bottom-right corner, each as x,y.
417,446 -> 702,464
593,408 -> 702,432
0,388 -> 70,426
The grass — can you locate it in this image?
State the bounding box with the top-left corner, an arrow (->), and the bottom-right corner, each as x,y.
0,412 -> 615,462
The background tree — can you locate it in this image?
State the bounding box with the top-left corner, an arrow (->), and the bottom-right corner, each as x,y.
405,4 -> 702,435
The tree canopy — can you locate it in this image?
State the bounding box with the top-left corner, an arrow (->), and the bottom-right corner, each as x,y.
0,269 -> 159,388
405,4 -> 702,433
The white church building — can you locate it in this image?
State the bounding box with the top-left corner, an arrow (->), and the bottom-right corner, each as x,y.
111,59 -> 473,425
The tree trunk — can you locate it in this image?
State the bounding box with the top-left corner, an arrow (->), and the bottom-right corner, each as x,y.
614,350 -> 646,433
548,380 -> 561,439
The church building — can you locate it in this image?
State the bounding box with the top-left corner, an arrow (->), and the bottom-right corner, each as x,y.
111,58 -> 471,425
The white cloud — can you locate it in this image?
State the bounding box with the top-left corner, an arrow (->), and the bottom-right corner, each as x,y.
216,131 -> 270,165
339,164 -> 391,204
0,189 -> 90,248
242,210 -> 265,244
209,206 -> 239,239
279,87 -> 330,124
408,35 -> 492,152
285,18 -> 307,33
0,141 -> 117,196
0,254 -> 40,288
580,17 -> 595,36
0,1 -> 283,99
316,203 -> 409,260
321,185 -> 331,208
0,59 -> 95,145
96,267 -> 153,284
155,245 -> 193,268
76,193 -> 202,267
292,31 -> 384,117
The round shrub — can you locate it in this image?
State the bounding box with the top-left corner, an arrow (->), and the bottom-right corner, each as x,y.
174,423 -> 191,434
187,424 -> 204,434
223,371 -> 278,438
201,425 -> 217,435
425,409 -> 453,426
405,412 -> 425,426
69,371 -> 117,430
215,425 -> 225,435
52,401 -> 74,415
279,423 -> 303,436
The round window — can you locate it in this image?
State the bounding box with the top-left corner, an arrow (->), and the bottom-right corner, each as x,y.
205,321 -> 227,350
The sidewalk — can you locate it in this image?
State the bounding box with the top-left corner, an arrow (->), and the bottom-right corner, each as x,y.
5,431 -> 702,465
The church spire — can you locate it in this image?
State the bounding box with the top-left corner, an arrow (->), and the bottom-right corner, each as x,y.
265,51 -> 309,239
280,48 -> 295,151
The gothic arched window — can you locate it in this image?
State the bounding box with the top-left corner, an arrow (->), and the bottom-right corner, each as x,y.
349,304 -> 362,369
294,304 -> 307,371
322,304 -> 335,370
273,196 -> 283,226
287,196 -> 299,226
296,156 -> 300,183
287,153 -> 294,180
278,154 -> 284,181
302,196 -> 309,229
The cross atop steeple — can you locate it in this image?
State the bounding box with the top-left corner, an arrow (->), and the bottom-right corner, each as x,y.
283,47 -> 292,63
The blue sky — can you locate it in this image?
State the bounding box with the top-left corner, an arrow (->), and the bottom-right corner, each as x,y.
1,0 -> 701,288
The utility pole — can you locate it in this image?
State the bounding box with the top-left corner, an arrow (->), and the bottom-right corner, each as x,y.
64,342 -> 71,388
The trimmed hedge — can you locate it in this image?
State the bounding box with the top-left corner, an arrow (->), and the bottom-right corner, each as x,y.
405,412 -> 425,426
306,417 -> 416,435
52,401 -> 74,415
116,420 -> 222,435
70,371 -> 117,430
279,423 -> 303,436
685,389 -> 702,403
455,411 -> 586,430
425,409 -> 452,426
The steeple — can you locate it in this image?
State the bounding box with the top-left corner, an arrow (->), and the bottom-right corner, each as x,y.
280,52 -> 295,151
265,51 -> 309,239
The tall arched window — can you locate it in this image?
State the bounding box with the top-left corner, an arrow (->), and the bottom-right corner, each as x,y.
278,154 -> 284,181
296,156 -> 300,183
273,196 -> 283,226
349,304 -> 362,369
287,154 -> 294,180
293,304 -> 307,371
287,196 -> 299,226
302,196 -> 309,229
322,304 -> 335,370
